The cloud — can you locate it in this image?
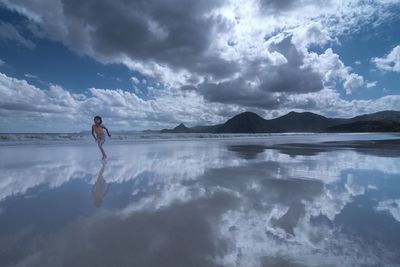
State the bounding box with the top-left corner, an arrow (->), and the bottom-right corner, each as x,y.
305,48 -> 365,94
2,0 -> 237,84
1,71 -> 399,132
12,193 -> 235,267
24,73 -> 38,79
3,137 -> 400,266
0,72 -> 243,132
195,35 -> 324,108
283,88 -> 400,118
0,0 -> 398,131
372,45 -> 400,72
0,22 -> 35,49
366,81 -> 377,88
343,73 -> 364,94
130,77 -> 140,85
0,0 -> 396,111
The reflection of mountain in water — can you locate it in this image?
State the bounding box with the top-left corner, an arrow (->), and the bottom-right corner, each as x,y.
227,139 -> 400,158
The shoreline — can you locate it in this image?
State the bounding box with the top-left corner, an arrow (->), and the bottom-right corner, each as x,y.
0,132 -> 399,147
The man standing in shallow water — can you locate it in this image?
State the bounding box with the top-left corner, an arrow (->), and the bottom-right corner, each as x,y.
92,116 -> 111,160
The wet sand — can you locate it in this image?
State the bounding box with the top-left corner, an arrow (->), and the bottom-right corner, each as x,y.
1,134 -> 400,266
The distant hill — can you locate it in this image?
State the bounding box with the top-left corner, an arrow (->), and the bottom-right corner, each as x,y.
326,120 -> 400,133
349,110 -> 400,123
159,110 -> 400,134
214,112 -> 276,133
267,111 -> 346,132
160,123 -> 192,133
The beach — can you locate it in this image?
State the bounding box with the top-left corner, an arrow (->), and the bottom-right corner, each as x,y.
1,133 -> 400,266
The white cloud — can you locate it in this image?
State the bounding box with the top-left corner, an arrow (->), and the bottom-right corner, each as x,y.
130,76 -> 140,85
372,45 -> 400,72
285,88 -> 400,118
0,0 -> 396,107
1,72 -> 399,132
366,81 -> 377,88
292,21 -> 336,49
0,72 -> 241,132
305,48 -> 365,94
343,73 -> 364,94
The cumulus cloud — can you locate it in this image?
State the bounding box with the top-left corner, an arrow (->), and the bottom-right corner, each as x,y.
372,45 -> 400,72
1,71 -> 399,132
195,35 -> 324,108
343,73 -> 364,94
283,88 -> 400,118
0,72 -> 244,132
0,0 -> 395,110
0,0 -> 398,131
305,48 -> 365,94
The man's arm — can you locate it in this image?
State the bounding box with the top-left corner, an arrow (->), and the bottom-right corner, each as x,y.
91,125 -> 97,141
103,125 -> 111,137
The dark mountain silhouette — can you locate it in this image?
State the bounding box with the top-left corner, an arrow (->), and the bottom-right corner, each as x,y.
190,124 -> 223,133
160,123 -> 191,133
267,111 -> 346,132
159,110 -> 400,133
214,112 -> 277,133
326,120 -> 400,132
349,110 -> 400,123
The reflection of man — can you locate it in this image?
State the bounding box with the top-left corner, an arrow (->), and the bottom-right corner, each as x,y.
92,161 -> 110,207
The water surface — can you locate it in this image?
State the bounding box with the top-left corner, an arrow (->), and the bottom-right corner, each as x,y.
1,133 -> 400,266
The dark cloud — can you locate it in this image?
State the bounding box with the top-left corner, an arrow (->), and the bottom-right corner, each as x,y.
195,35 -> 323,109
53,0 -> 238,79
1,0 -> 325,111
259,0 -> 331,12
259,0 -> 299,11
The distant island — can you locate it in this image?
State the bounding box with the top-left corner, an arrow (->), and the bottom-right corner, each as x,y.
159,110 -> 400,133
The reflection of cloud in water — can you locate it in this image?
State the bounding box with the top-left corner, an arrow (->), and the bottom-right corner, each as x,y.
212,168 -> 392,266
15,192 -> 238,267
0,142 -> 245,201
2,143 -> 400,202
376,199 -> 400,222
2,140 -> 400,266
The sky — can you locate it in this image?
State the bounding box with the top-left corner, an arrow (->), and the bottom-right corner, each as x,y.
0,0 -> 399,133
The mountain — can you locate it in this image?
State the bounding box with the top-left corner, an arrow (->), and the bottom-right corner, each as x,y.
159,110 -> 400,134
326,120 -> 400,132
326,110 -> 400,132
160,123 -> 191,133
190,124 -> 222,133
214,112 -> 274,133
267,111 -> 346,132
349,110 -> 400,123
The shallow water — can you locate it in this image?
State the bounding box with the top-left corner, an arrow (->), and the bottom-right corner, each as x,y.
1,134 -> 400,266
